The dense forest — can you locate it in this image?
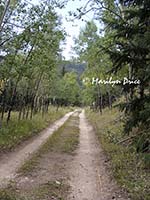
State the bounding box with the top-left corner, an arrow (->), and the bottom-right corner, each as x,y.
0,0 -> 84,124
0,0 -> 149,147
0,0 -> 149,199
73,0 -> 150,154
0,0 -> 149,151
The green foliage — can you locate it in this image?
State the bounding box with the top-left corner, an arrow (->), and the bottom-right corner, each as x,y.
61,72 -> 81,105
0,180 -> 69,200
0,190 -> 18,200
6,115 -> 79,200
86,107 -> 150,200
60,60 -> 86,77
0,106 -> 70,151
74,20 -> 122,109
0,0 -> 66,123
39,115 -> 80,154
49,69 -> 82,106
102,0 -> 150,130
19,114 -> 79,174
73,0 -> 150,152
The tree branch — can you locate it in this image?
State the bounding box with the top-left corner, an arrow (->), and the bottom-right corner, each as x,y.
0,0 -> 11,32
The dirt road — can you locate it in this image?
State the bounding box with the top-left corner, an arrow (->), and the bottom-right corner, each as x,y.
0,110 -> 128,200
68,110 -> 127,200
0,111 -> 74,187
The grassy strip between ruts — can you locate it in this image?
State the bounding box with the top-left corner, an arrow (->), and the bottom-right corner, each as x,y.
86,107 -> 150,200
0,182 -> 70,200
0,106 -> 72,152
0,113 -> 80,200
19,113 -> 80,175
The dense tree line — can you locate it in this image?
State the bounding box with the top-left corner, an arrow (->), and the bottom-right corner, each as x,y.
0,0 -> 149,152
74,0 -> 150,152
103,0 -> 150,152
0,0 -> 81,124
74,21 -> 120,112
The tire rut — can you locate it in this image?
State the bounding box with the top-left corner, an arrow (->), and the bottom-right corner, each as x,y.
68,110 -> 127,200
0,111 -> 74,187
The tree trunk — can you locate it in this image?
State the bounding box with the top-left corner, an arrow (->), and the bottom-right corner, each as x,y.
18,107 -> 22,121
1,90 -> 6,120
97,86 -> 102,114
0,0 -> 11,31
107,91 -> 112,109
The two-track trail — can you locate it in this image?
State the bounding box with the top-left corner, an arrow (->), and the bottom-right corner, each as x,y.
0,109 -> 128,200
68,110 -> 127,200
0,111 -> 74,187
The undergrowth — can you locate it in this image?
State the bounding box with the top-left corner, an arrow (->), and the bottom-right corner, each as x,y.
0,113 -> 79,200
0,106 -> 71,152
19,114 -> 79,174
86,107 -> 150,200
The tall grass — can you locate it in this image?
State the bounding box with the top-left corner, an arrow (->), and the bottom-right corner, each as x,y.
0,106 -> 71,152
0,114 -> 80,200
86,107 -> 150,200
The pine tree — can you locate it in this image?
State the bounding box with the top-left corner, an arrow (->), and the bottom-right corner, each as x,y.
102,0 -> 150,152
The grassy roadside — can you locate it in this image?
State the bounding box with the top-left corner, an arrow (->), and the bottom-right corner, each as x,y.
19,114 -> 80,175
0,106 -> 71,152
86,107 -> 149,200
0,113 -> 80,200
